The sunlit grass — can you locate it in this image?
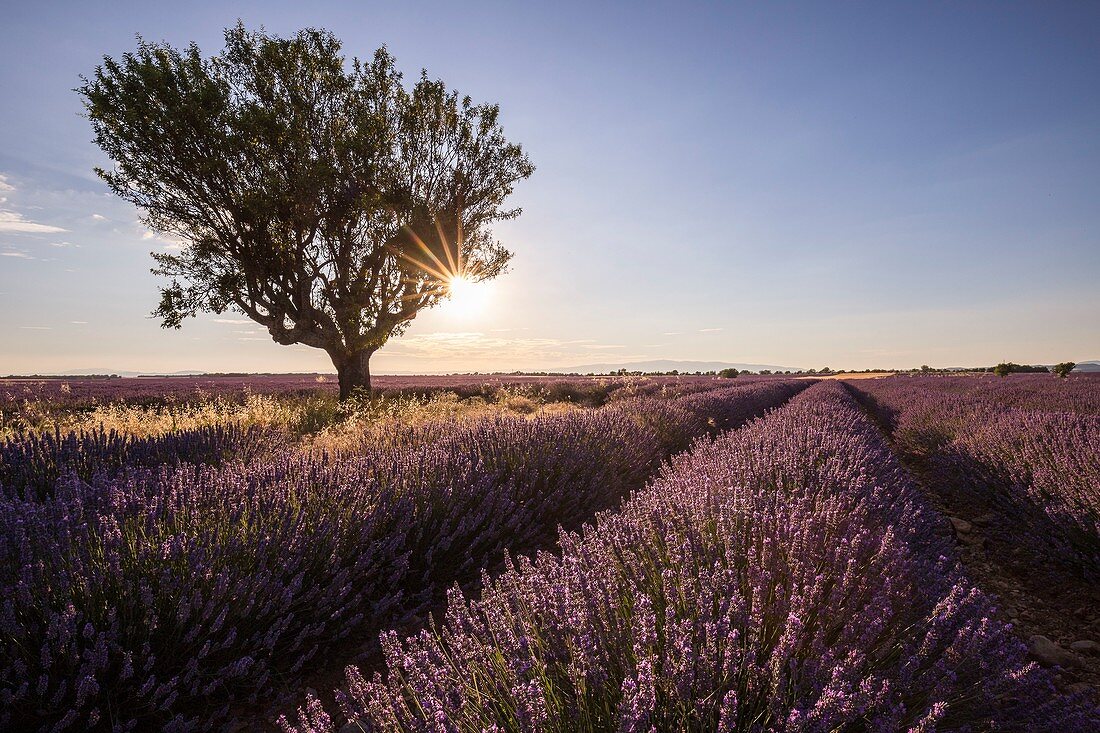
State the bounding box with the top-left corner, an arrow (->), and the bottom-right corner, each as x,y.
1,386 -> 586,448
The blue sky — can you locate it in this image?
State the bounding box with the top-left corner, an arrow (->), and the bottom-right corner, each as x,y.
1,1 -> 1097,374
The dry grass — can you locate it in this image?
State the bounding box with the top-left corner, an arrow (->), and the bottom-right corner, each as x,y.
2,387 -> 589,451
304,391 -> 583,456
1,392 -> 303,438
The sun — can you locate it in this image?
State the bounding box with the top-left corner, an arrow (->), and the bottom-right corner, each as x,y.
444,274 -> 491,318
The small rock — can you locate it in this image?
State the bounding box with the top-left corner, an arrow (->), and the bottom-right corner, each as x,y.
972,513 -> 996,527
949,516 -> 972,534
1070,640 -> 1099,656
1029,635 -> 1082,668
959,533 -> 985,547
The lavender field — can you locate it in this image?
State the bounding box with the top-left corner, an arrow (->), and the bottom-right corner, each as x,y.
4,4 -> 1099,730
0,373 -> 1097,731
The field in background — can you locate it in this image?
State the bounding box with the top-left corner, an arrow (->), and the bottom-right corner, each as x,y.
810,370 -> 895,379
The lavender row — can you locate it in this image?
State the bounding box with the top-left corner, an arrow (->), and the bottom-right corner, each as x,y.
294,382 -> 1097,731
855,374 -> 1100,453
0,376 -> 743,502
852,377 -> 1100,581
1,424 -> 278,501
0,380 -> 805,731
950,410 -> 1100,576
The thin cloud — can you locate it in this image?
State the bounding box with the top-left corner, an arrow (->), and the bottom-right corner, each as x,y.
213,318 -> 252,324
90,214 -> 108,222
71,321 -> 88,325
699,327 -> 723,333
385,332 -> 633,362
19,326 -> 52,330
662,331 -> 681,336
0,211 -> 66,234
142,230 -> 185,250
0,175 -> 13,192
1,251 -> 34,259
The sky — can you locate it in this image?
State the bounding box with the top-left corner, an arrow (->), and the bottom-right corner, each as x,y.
1,1 -> 1098,374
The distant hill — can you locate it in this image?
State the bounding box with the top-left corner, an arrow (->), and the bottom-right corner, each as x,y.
22,369 -> 206,378
547,359 -> 803,374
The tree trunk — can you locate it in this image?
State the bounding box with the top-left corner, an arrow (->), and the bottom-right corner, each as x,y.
335,349 -> 374,400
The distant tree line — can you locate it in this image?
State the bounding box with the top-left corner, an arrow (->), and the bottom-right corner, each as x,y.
564,362 -> 1082,379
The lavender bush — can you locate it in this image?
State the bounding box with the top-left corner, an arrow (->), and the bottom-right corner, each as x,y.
853,374 -> 1100,453
0,380 -> 805,730
0,424 -> 276,501
852,377 -> 1100,580
950,409 -> 1100,577
298,383 -> 1096,732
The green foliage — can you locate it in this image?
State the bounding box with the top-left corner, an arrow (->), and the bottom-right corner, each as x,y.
717,368 -> 739,379
78,24 -> 533,394
1052,362 -> 1076,379
992,362 -> 1048,377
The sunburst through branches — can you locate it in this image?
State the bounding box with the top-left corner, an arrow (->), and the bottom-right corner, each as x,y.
389,212 -> 491,317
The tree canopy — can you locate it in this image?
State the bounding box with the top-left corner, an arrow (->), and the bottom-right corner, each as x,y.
1052,362 -> 1076,378
80,24 -> 534,396
992,362 -> 1048,377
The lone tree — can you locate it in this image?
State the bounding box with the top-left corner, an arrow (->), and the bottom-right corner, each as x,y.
80,25 -> 533,397
1052,362 -> 1076,378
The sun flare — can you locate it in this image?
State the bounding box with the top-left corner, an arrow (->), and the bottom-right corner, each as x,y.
444,274 -> 490,318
